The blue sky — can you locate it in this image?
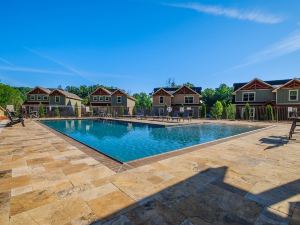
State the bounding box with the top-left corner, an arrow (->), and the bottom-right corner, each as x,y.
0,0 -> 300,93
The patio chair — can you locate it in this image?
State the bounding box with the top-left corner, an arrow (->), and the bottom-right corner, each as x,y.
171,111 -> 182,122
183,111 -> 191,122
6,109 -> 25,127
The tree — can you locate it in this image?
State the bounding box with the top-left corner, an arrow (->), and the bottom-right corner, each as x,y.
265,105 -> 274,121
202,88 -> 216,109
54,107 -> 60,117
74,102 -> 79,117
225,104 -> 236,120
182,82 -> 195,88
210,101 -> 223,119
200,104 -> 206,118
214,84 -> 233,106
243,103 -> 251,120
0,83 -> 23,109
132,92 -> 152,112
166,78 -> 177,88
38,103 -> 45,117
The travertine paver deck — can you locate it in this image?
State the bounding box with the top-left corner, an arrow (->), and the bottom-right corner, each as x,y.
0,120 -> 299,225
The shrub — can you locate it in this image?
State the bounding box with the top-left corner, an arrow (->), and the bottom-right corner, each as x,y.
225,104 -> 236,120
211,101 -> 223,119
243,103 -> 250,120
200,104 -> 206,118
54,107 -> 60,117
265,104 -> 274,121
38,103 -> 45,117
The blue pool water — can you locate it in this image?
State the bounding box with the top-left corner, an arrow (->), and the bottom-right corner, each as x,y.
41,119 -> 261,162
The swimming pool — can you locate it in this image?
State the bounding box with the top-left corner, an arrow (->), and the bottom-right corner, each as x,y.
41,119 -> 261,162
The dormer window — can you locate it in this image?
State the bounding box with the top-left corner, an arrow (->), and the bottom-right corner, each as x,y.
242,92 -> 255,102
159,96 -> 164,104
289,90 -> 298,101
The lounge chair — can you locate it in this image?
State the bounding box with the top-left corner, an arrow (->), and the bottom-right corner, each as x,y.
6,109 -> 25,127
171,111 -> 182,122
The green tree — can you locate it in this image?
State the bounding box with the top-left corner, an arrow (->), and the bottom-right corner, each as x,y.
200,104 -> 206,118
214,84 -> 233,106
225,104 -> 236,120
243,103 -> 251,120
0,83 -> 23,109
38,103 -> 45,117
265,105 -> 274,121
182,82 -> 195,88
133,92 -> 152,111
74,102 -> 79,117
54,107 -> 60,117
202,88 -> 216,109
211,101 -> 223,119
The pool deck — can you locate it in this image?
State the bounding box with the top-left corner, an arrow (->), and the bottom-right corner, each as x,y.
0,119 -> 299,225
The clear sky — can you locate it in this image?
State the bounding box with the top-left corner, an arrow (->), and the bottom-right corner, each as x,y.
0,0 -> 300,93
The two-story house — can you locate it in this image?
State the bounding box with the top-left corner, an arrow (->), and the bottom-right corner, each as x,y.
23,87 -> 82,116
89,87 -> 136,115
151,85 -> 202,118
233,78 -> 300,120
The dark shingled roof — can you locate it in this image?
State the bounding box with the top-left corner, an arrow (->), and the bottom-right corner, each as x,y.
152,86 -> 202,95
233,79 -> 298,91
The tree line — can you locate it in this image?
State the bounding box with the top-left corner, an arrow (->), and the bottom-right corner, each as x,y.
0,80 -> 235,119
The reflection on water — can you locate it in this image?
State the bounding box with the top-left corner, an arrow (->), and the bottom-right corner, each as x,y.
42,120 -> 260,162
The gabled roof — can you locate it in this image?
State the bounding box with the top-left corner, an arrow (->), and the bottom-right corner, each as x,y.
111,89 -> 136,101
152,86 -> 202,96
152,88 -> 174,97
91,87 -> 112,95
272,78 -> 300,92
232,78 -> 273,94
50,89 -> 82,100
233,78 -> 297,92
173,85 -> 200,95
27,86 -> 52,95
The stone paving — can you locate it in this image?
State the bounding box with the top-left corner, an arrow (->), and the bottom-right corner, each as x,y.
0,120 -> 299,225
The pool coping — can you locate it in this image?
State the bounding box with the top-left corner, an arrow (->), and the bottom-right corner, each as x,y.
36,119 -> 275,172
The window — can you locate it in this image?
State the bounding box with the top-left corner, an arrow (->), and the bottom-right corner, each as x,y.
37,95 -> 42,101
289,90 -> 298,101
30,95 -> 35,100
55,96 -> 60,103
99,96 -> 104,101
117,96 -> 122,103
105,96 -> 110,102
93,96 -> 98,101
184,96 -> 194,104
242,92 -> 255,102
159,96 -> 164,104
43,96 -> 48,100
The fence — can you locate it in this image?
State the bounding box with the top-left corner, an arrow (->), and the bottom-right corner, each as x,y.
22,105 -> 132,118
236,105 -> 300,121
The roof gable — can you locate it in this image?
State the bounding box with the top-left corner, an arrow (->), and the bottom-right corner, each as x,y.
273,78 -> 300,91
50,89 -> 82,100
28,87 -> 51,95
173,85 -> 199,95
111,89 -> 136,101
233,79 -> 273,94
152,88 -> 173,96
91,87 -> 112,95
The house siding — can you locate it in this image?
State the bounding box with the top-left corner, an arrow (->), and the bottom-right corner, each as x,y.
277,88 -> 300,104
172,94 -> 200,105
152,95 -> 172,106
235,89 -> 275,103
